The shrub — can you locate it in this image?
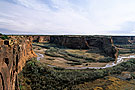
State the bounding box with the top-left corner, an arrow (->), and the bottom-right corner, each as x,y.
46,58 -> 55,60
1,35 -> 9,40
98,57 -> 115,63
19,58 -> 135,90
45,48 -> 97,64
131,73 -> 135,79
37,48 -> 41,50
67,62 -> 82,66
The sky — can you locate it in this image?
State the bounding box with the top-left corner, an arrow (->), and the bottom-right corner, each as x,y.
0,0 -> 135,35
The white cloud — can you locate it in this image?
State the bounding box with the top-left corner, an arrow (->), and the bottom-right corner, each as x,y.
0,0 -> 135,35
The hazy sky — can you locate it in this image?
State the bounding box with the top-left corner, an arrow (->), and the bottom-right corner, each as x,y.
0,0 -> 135,35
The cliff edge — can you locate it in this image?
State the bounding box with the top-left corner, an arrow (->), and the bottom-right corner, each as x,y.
0,36 -> 36,90
50,36 -> 118,59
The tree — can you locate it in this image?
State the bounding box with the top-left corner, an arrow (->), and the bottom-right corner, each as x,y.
1,35 -> 9,40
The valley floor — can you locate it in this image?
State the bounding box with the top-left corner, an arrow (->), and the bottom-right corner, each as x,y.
18,42 -> 135,90
32,42 -> 113,68
32,42 -> 135,70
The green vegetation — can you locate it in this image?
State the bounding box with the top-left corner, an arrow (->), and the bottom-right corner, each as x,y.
67,62 -> 82,66
19,58 -> 135,90
33,42 -> 64,49
98,57 -> 115,63
116,44 -> 135,49
46,58 -> 55,60
1,35 -> 9,40
131,73 -> 135,79
46,47 -> 82,62
37,47 -> 41,50
118,49 -> 135,54
45,47 -> 114,63
116,44 -> 135,54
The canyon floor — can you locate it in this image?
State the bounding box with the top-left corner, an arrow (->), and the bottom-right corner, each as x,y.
18,36 -> 135,90
32,42 -> 135,69
2,34 -> 135,90
32,42 -> 113,68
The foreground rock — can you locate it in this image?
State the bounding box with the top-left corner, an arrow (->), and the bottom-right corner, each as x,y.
0,36 -> 36,90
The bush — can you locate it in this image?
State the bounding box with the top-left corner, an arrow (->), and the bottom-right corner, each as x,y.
67,62 -> 82,66
131,73 -> 135,79
46,58 -> 55,60
45,47 -> 97,64
1,35 -> 9,40
45,48 -> 83,63
98,57 -> 115,63
37,48 -> 41,50
19,58 -> 135,90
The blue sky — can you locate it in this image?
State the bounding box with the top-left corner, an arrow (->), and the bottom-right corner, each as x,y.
0,0 -> 135,35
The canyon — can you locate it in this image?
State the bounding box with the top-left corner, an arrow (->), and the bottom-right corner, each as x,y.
1,35 -> 135,90
112,36 -> 135,44
49,36 -> 118,59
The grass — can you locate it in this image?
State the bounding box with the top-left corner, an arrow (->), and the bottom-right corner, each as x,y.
71,76 -> 135,90
33,42 -> 116,68
65,49 -> 105,60
116,44 -> 135,55
45,47 -> 115,64
46,57 -> 55,60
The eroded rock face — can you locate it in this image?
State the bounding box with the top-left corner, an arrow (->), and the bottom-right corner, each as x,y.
50,36 -> 118,58
112,36 -> 135,44
0,36 -> 36,90
31,36 -> 50,42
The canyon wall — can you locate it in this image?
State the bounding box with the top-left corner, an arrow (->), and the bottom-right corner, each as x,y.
0,36 -> 36,90
50,36 -> 118,58
112,36 -> 135,44
31,36 -> 50,43
0,35 -> 132,90
30,35 -> 135,45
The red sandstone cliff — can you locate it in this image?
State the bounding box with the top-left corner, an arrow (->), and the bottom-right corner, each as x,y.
31,36 -> 50,43
0,36 -> 36,90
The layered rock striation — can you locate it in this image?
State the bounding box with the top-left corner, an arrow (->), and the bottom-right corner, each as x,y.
31,36 -> 50,43
0,36 -> 36,90
112,36 -> 135,44
50,36 -> 118,59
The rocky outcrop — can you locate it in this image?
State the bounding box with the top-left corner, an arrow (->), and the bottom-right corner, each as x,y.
50,36 -> 118,59
31,36 -> 50,43
0,36 -> 36,90
112,36 -> 135,44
